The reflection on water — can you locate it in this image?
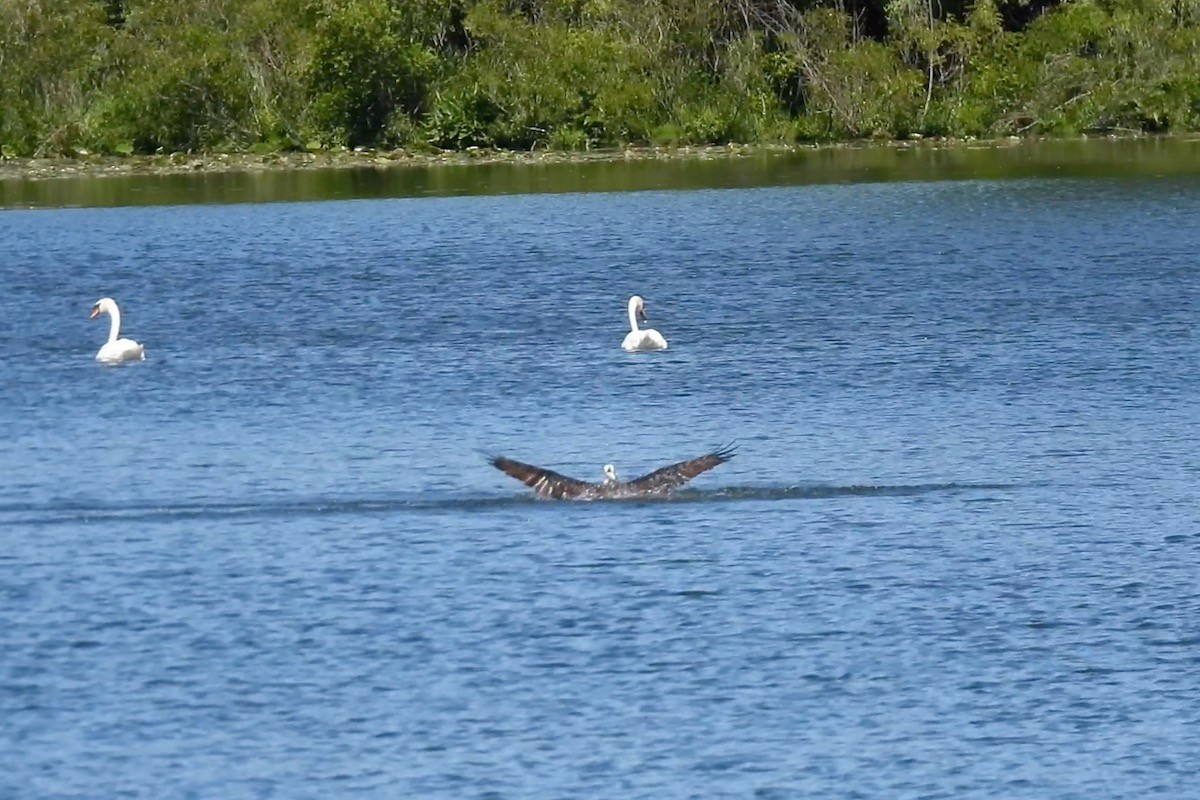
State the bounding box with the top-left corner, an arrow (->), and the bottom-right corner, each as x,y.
3,138 -> 1199,209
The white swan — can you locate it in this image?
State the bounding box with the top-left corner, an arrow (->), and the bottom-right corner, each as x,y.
621,295 -> 668,351
90,297 -> 145,364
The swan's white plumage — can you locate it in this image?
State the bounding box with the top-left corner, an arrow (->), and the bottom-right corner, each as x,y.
96,338 -> 145,364
90,297 -> 145,364
621,295 -> 668,351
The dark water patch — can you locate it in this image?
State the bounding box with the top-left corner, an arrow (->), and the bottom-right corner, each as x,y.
676,589 -> 720,599
561,557 -> 719,570
701,482 -> 1015,501
0,482 -> 1013,529
1145,637 -> 1200,648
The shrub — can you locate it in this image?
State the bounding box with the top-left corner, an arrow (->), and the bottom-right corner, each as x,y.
307,0 -> 440,147
89,23 -> 257,153
779,9 -> 923,138
0,0 -> 112,155
425,2 -> 660,150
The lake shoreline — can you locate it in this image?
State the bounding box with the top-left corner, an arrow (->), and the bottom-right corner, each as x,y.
1,134 -> 1185,183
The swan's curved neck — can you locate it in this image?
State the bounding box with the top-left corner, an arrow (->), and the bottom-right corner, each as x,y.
106,305 -> 121,343
627,298 -> 640,333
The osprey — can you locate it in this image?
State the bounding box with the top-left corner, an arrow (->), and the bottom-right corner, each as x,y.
490,445 -> 735,500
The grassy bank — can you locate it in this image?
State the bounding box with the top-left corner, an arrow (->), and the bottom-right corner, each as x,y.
3,1 -> 1199,162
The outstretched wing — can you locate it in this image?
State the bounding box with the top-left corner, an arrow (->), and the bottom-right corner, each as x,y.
490,456 -> 596,500
623,444 -> 736,495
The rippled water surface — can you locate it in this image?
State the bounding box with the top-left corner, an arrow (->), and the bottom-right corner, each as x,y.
4,172 -> 1200,798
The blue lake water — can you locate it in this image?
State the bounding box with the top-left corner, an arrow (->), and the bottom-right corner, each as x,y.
3,173 -> 1200,797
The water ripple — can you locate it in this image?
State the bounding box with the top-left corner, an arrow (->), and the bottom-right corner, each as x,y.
0,482 -> 1014,528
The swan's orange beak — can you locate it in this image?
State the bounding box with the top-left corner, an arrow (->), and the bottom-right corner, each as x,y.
89,307 -> 101,319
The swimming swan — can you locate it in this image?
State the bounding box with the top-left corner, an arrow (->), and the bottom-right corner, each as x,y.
90,297 -> 145,364
490,445 -> 735,500
621,295 -> 668,351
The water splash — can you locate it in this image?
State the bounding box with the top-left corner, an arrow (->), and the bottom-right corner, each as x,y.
0,482 -> 1015,529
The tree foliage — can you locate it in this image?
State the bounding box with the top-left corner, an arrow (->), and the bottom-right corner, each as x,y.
1,0 -> 1197,156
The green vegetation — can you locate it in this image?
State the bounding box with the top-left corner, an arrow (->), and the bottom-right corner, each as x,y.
2,0 -> 1198,157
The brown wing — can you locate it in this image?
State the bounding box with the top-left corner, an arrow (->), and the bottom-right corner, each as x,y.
623,444 -> 736,495
490,456 -> 597,500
